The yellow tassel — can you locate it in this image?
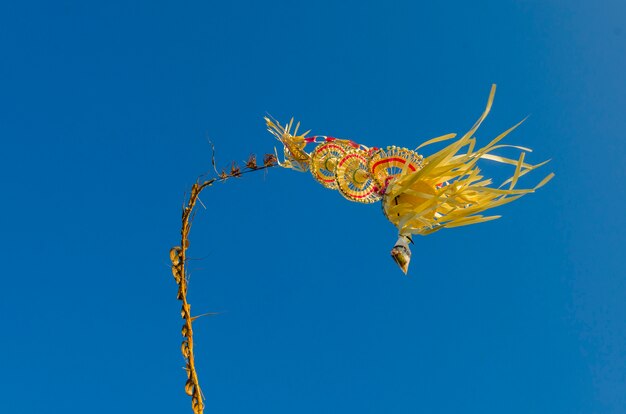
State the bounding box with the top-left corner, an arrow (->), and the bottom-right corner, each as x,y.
383,84 -> 554,236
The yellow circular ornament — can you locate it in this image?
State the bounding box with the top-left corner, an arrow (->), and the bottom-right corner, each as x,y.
368,146 -> 424,191
335,150 -> 381,203
309,141 -> 350,189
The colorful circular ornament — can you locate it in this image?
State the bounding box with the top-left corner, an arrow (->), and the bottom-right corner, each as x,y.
335,150 -> 381,203
309,141 -> 350,189
368,146 -> 424,192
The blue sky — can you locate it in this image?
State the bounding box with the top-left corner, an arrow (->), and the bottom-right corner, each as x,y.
1,1 -> 625,413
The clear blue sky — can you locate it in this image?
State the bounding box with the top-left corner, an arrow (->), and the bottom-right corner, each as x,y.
1,1 -> 624,413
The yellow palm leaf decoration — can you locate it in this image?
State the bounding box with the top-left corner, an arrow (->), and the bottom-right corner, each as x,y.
267,85 -> 554,274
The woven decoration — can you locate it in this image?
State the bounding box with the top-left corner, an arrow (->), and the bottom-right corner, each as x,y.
335,150 -> 382,203
368,146 -> 424,192
266,84 -> 553,274
310,141 -> 349,189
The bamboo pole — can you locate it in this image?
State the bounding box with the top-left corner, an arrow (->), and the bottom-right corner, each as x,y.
170,154 -> 277,413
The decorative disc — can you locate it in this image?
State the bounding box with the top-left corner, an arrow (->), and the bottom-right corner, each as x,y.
368,146 -> 424,191
335,150 -> 382,203
310,141 -> 349,189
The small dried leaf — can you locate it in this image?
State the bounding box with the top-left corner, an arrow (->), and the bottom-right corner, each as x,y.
184,379 -> 195,396
192,396 -> 203,412
245,154 -> 258,169
169,247 -> 181,264
171,265 -> 182,282
263,153 -> 277,166
181,304 -> 190,319
230,162 -> 241,177
181,340 -> 190,358
182,323 -> 190,338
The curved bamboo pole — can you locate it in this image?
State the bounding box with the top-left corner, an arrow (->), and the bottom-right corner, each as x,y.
169,154 -> 277,413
